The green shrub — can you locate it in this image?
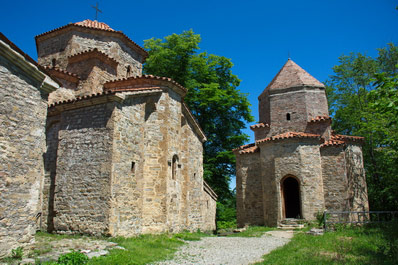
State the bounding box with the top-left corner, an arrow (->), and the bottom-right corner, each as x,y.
217,220 -> 237,229
11,247 -> 23,260
57,250 -> 88,265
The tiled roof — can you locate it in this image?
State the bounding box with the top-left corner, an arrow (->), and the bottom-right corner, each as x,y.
68,48 -> 118,68
48,91 -> 115,108
103,75 -> 187,95
321,139 -> 345,148
35,20 -> 147,60
74,19 -> 115,31
257,132 -> 321,144
321,134 -> 364,148
332,134 -> 364,142
259,59 -> 324,97
309,116 -> 332,123
233,143 -> 259,155
250,123 -> 270,130
43,66 -> 80,79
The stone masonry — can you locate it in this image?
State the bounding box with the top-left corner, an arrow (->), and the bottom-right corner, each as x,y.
0,19 -> 217,257
234,59 -> 369,227
37,20 -> 217,236
0,33 -> 58,258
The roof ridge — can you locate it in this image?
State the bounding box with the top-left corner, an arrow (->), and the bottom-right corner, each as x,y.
259,59 -> 324,98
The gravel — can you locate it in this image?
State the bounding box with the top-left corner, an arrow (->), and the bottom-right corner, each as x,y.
155,231 -> 292,265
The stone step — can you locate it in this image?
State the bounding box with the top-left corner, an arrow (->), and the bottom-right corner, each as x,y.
280,218 -> 305,225
278,223 -> 305,230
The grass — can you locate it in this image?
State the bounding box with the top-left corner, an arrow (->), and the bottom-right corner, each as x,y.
256,223 -> 398,265
88,231 -> 209,265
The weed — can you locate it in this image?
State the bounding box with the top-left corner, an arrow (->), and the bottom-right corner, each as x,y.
11,247 -> 23,260
58,250 -> 89,265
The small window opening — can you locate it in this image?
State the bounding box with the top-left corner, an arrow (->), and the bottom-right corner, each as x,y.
172,155 -> 178,180
52,58 -> 56,67
193,173 -> 196,179
126,65 -> 131,76
286,113 -> 291,120
131,161 -> 136,174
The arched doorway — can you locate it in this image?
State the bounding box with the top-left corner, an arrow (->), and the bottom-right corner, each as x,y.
281,176 -> 301,219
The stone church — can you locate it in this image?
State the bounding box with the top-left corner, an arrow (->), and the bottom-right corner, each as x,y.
1,20 -> 217,257
234,59 -> 369,227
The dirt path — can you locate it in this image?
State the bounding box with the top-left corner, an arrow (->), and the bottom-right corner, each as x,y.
155,230 -> 293,265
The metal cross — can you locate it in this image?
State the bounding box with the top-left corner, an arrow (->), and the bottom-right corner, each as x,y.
91,2 -> 102,21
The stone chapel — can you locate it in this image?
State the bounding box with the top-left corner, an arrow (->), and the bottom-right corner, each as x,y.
38,20 -> 217,236
1,19 -> 217,257
233,59 -> 369,227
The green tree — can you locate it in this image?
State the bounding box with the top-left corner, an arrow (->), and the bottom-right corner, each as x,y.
326,43 -> 398,211
143,30 -> 253,202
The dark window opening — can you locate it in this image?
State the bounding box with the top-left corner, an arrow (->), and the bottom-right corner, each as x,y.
126,65 -> 131,76
286,113 -> 291,120
131,162 -> 136,174
52,58 -> 56,67
172,155 -> 178,180
282,177 -> 301,218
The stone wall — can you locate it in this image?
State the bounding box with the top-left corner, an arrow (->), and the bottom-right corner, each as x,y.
37,30 -> 142,78
42,88 -> 216,237
258,87 -> 329,138
235,152 -> 264,227
0,37 -> 57,257
344,145 -> 369,213
259,139 -> 325,226
43,104 -> 115,235
321,146 -> 349,212
67,58 -> 117,96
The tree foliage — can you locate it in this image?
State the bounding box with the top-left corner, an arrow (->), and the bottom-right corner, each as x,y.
143,30 -> 253,202
326,43 -> 398,211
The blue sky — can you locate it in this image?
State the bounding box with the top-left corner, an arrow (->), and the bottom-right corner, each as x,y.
1,0 -> 397,188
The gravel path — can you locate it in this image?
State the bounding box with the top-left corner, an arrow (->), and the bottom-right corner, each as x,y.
155,230 -> 293,265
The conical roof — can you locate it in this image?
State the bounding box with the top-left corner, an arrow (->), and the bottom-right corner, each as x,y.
260,59 -> 324,97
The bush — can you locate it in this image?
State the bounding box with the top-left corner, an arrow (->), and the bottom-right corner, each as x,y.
11,247 -> 23,260
57,250 -> 88,265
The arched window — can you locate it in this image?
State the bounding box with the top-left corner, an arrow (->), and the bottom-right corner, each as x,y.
126,65 -> 131,76
52,58 -> 56,67
172,155 -> 178,180
286,113 -> 291,121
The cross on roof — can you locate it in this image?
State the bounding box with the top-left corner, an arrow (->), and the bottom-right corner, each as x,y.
91,2 -> 102,21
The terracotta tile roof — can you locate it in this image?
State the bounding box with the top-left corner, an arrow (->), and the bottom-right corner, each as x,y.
321,139 -> 346,148
233,143 -> 259,155
35,20 -> 147,60
103,75 -> 187,96
256,132 -> 321,144
68,48 -> 118,68
332,134 -> 364,142
259,59 -> 324,98
43,66 -> 80,78
74,19 -> 115,31
250,123 -> 270,130
309,116 -> 332,123
48,91 -> 116,108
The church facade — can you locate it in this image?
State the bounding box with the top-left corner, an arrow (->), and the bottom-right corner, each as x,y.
234,59 -> 369,227
1,19 -> 217,258
37,20 -> 217,236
